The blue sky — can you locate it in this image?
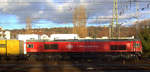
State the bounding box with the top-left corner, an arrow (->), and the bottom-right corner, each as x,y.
0,0 -> 150,30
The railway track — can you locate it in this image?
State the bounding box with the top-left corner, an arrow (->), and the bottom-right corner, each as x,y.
0,57 -> 150,72
0,63 -> 150,72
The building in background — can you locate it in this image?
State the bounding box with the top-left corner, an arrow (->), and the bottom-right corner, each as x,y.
0,27 -> 11,39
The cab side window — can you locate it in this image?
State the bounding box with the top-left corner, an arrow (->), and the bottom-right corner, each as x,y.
27,44 -> 34,48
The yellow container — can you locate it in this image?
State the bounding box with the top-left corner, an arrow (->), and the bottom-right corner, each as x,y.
0,40 -> 6,55
0,40 -> 24,55
0,48 -> 6,54
0,40 -> 6,44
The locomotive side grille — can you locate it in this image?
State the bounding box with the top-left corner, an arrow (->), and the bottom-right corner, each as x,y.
110,45 -> 126,50
44,44 -> 58,49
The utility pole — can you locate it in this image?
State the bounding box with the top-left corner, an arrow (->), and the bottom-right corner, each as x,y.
136,1 -> 139,38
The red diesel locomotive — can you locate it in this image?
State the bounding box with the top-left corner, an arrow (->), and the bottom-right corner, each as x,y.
26,39 -> 142,58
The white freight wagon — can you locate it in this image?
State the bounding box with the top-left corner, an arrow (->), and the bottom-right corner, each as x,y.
40,34 -> 49,40
50,34 -> 79,40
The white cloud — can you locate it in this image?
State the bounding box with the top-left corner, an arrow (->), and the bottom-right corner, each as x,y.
0,0 -> 149,25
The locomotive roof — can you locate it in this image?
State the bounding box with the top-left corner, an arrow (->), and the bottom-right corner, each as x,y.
26,39 -> 140,42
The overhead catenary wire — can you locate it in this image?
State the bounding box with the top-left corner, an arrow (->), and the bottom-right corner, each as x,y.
0,0 -> 150,30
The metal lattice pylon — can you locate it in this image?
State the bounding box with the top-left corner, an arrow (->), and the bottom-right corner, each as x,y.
110,0 -> 119,38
